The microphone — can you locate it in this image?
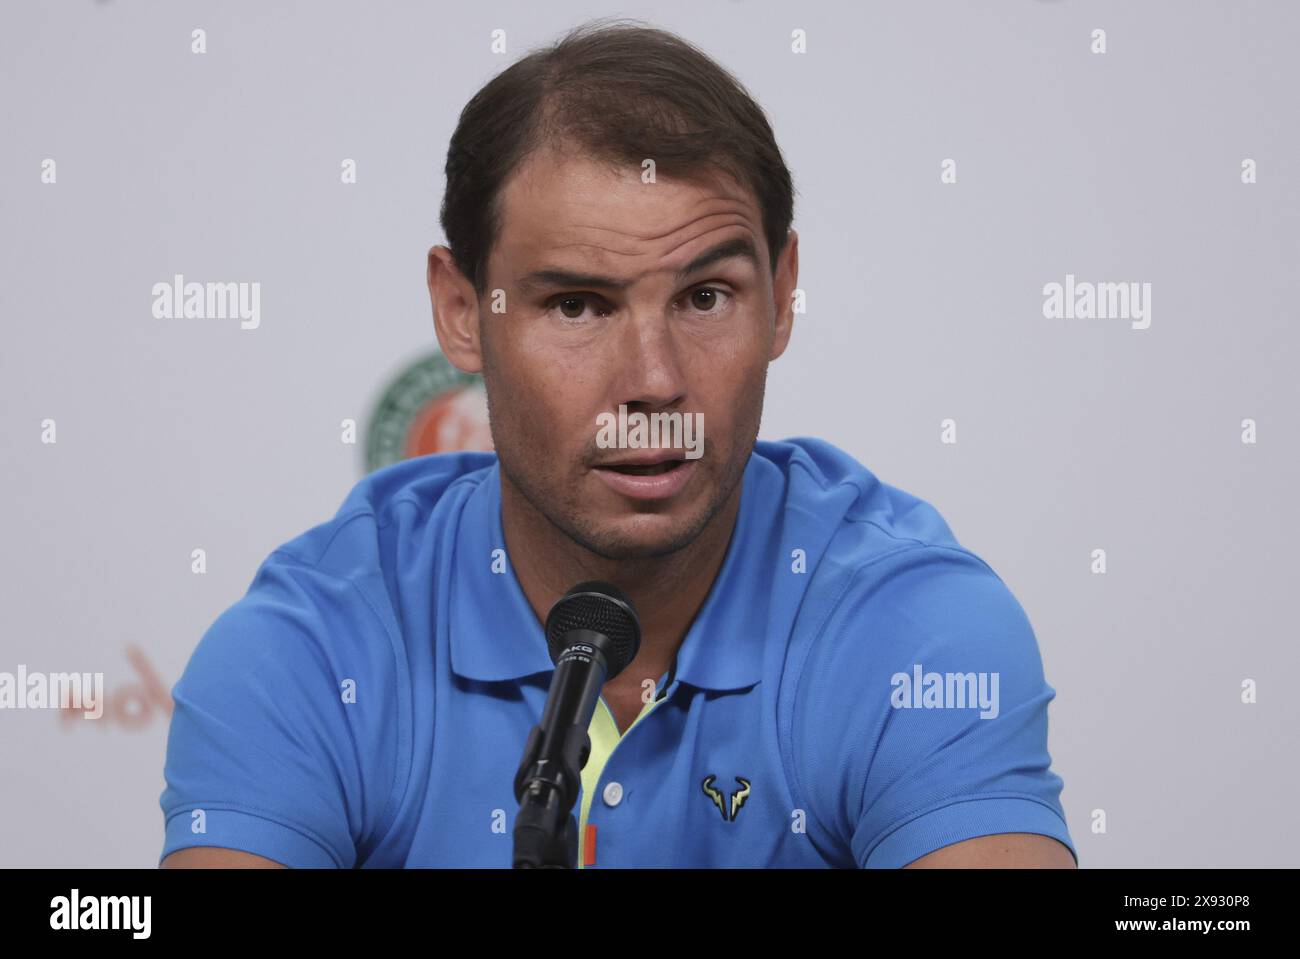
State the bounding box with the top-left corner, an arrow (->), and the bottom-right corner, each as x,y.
512,581 -> 641,868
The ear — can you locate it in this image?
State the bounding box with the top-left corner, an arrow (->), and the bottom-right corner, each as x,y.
427,245 -> 483,374
769,228 -> 798,362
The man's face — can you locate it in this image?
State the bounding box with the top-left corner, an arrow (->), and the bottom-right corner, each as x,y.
474,145 -> 791,560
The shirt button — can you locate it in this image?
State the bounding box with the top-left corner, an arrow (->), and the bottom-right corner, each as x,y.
602,781 -> 624,807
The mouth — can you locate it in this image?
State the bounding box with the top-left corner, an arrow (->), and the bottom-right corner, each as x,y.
595,460 -> 686,476
590,453 -> 697,500
593,449 -> 690,475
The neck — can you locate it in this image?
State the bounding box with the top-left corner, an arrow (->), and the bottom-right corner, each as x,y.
499,472 -> 743,684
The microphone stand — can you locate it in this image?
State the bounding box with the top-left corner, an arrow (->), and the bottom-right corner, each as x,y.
511,721 -> 589,868
512,630 -> 605,868
511,582 -> 640,869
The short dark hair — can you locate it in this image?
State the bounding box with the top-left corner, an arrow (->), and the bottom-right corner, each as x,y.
439,17 -> 796,297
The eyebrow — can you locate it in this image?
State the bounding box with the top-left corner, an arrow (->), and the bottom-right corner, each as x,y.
516,236 -> 761,295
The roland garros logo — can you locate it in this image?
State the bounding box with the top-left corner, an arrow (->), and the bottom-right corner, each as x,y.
364,351 -> 493,472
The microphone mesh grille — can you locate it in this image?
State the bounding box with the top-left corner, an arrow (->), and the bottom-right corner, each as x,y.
544,581 -> 641,676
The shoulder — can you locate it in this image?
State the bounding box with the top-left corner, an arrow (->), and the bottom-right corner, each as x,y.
162,451 -> 498,866
793,542 -> 1045,708
772,432 -> 1046,717
754,434 -> 968,552
195,449 -> 498,660
754,437 -> 1025,660
184,449 -> 502,708
755,435 -> 1029,666
763,439 -> 1065,858
271,449 -> 498,579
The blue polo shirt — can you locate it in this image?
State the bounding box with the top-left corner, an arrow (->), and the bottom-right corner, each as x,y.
159,436 -> 1076,868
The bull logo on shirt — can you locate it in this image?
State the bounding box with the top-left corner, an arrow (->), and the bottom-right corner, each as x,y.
701,774 -> 750,822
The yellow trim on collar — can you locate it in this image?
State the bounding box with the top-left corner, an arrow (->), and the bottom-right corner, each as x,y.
576,694 -> 661,868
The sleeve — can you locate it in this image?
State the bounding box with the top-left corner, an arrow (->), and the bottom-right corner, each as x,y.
158,552 -> 402,868
789,546 -> 1077,868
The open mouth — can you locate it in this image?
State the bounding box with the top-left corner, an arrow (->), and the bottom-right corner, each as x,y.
601,461 -> 685,476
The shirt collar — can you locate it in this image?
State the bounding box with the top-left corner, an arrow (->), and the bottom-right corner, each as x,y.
448,454 -> 774,692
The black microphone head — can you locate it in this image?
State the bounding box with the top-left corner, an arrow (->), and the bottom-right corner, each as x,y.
544,581 -> 641,678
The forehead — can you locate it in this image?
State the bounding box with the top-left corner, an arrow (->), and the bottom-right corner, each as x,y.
491,146 -> 766,275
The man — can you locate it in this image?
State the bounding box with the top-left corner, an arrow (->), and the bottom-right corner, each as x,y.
160,19 -> 1076,869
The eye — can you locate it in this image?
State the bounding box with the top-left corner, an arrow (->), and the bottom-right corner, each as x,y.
544,294 -> 610,324
543,286 -> 733,323
681,286 -> 732,315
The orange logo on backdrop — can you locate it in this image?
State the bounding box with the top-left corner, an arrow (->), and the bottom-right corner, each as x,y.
364,352 -> 493,473
406,384 -> 493,458
60,645 -> 172,731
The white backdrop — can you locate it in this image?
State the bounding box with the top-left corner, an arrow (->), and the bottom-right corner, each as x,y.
1,0 -> 1296,867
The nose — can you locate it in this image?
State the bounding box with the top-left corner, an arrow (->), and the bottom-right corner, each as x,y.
610,309 -> 688,412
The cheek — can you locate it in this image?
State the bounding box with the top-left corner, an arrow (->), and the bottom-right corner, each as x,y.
696,355 -> 766,414
491,367 -> 594,451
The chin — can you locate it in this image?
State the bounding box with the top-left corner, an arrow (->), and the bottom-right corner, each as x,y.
576,515 -> 702,561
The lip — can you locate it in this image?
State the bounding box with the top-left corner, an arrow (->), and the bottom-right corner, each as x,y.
592,450 -> 689,467
592,458 -> 697,501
